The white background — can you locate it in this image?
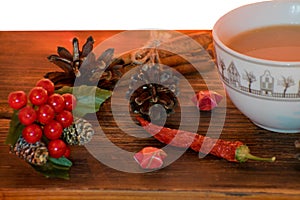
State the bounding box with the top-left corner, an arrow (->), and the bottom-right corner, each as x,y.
0,0 -> 265,30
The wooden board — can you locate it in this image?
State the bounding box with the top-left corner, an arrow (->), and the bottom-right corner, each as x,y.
0,31 -> 299,200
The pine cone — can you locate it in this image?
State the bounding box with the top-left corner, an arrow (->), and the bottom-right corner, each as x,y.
11,137 -> 48,166
63,125 -> 79,145
45,36 -> 124,90
126,63 -> 179,122
76,48 -> 124,90
44,36 -> 93,89
62,117 -> 94,145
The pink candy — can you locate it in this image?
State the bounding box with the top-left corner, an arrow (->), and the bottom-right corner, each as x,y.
192,90 -> 223,111
134,147 -> 167,170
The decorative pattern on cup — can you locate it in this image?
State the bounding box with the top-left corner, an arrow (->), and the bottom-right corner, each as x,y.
217,59 -> 300,99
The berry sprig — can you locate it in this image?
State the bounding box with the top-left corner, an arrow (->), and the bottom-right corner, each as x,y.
8,78 -> 77,161
7,78 -> 111,179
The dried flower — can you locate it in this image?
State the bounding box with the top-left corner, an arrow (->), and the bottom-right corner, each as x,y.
191,90 -> 223,111
134,147 -> 167,170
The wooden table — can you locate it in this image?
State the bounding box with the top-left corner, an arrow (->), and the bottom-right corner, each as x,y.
0,31 -> 299,200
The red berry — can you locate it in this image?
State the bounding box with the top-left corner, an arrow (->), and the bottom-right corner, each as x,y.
8,91 -> 27,110
56,110 -> 73,128
18,105 -> 37,125
44,120 -> 63,140
48,139 -> 67,158
37,104 -> 55,124
22,124 -> 43,143
62,93 -> 77,111
48,94 -> 65,113
29,87 -> 48,106
64,146 -> 71,158
36,78 -> 55,95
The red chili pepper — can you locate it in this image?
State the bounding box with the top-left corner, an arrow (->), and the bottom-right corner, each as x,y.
136,117 -> 276,162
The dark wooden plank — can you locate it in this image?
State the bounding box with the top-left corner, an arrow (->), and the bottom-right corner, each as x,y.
0,31 -> 299,199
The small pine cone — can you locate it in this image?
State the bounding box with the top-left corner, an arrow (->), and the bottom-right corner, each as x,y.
62,117 -> 94,145
126,63 -> 179,122
62,124 -> 79,145
75,117 -> 95,145
11,137 -> 48,166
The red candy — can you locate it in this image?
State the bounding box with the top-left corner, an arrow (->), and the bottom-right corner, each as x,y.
134,147 -> 167,170
191,90 -> 223,111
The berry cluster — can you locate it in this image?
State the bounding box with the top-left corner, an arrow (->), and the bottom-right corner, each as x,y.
8,78 -> 77,159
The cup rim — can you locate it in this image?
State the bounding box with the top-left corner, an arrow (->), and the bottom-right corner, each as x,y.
212,0 -> 300,67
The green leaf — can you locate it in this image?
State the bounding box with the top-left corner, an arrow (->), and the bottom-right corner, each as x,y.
55,85 -> 111,117
5,110 -> 24,145
30,161 -> 70,180
55,86 -> 74,94
48,156 -> 73,168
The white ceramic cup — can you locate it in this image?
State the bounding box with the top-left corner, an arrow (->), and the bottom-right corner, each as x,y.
212,0 -> 300,133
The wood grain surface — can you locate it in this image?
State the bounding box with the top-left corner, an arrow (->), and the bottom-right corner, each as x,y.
0,31 -> 299,200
